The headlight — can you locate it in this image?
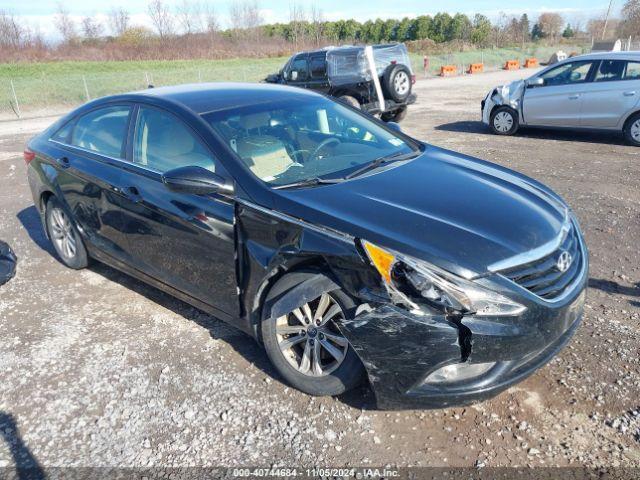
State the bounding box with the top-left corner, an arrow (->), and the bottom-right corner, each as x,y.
361,240 -> 526,317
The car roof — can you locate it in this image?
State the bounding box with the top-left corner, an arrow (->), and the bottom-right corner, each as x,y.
108,82 -> 323,115
567,50 -> 640,61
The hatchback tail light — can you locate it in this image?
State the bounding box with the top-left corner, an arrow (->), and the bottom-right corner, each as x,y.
23,147 -> 35,165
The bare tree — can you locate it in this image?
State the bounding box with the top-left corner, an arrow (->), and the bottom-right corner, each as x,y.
148,0 -> 174,39
537,12 -> 564,40
309,4 -> 324,46
619,0 -> 640,39
289,2 -> 307,48
54,3 -> 77,43
0,10 -> 25,48
229,0 -> 261,31
108,7 -> 130,36
177,0 -> 206,34
204,4 -> 219,33
81,16 -> 103,40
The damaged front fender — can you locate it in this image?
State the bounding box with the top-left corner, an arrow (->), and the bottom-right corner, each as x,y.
482,80 -> 526,125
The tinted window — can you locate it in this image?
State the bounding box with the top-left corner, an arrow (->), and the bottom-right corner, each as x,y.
70,106 -> 130,158
133,106 -> 219,174
309,56 -> 327,79
541,61 -> 594,86
624,61 -> 640,80
288,55 -> 308,82
51,121 -> 74,143
595,60 -> 626,82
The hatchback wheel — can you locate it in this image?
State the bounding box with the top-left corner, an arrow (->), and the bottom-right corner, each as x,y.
262,275 -> 365,396
624,113 -> 640,146
45,197 -> 89,269
490,106 -> 519,136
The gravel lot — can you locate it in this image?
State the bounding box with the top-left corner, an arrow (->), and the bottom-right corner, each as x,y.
1,69 -> 639,470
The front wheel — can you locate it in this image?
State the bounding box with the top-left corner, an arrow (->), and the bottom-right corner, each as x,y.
261,276 -> 364,396
490,106 -> 520,136
624,112 -> 640,146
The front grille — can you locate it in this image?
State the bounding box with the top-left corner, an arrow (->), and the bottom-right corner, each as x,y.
499,226 -> 582,300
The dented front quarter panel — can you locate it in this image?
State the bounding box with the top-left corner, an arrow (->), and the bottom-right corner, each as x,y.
482,80 -> 526,125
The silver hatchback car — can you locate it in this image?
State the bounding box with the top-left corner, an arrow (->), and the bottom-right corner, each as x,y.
482,51 -> 640,145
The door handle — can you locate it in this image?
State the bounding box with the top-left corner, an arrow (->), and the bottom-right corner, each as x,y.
115,186 -> 142,203
56,156 -> 70,168
624,91 -> 637,97
568,95 -> 580,100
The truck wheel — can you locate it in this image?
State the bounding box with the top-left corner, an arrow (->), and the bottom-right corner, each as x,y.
490,106 -> 519,136
623,112 -> 640,146
381,106 -> 408,123
261,273 -> 365,397
383,64 -> 412,103
338,95 -> 360,109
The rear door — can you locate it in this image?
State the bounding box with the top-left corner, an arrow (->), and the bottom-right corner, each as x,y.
580,59 -> 640,128
523,60 -> 597,127
306,53 -> 330,93
114,104 -> 239,317
48,104 -> 135,260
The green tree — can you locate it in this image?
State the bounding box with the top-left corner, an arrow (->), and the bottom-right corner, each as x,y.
431,12 -> 453,42
414,15 -> 433,40
381,18 -> 398,41
471,13 -> 491,45
519,13 -> 531,42
562,24 -> 575,38
531,23 -> 544,40
449,13 -> 472,41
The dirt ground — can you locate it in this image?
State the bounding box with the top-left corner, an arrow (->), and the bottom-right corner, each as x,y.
0,69 -> 639,470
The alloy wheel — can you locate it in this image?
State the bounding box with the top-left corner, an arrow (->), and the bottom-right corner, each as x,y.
493,111 -> 514,133
394,72 -> 410,95
276,293 -> 349,377
49,207 -> 77,260
631,119 -> 640,142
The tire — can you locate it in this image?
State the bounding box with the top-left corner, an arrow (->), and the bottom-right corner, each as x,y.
381,106 -> 408,123
45,197 -> 89,269
261,273 -> 365,396
490,106 -> 520,136
383,64 -> 412,103
338,95 -> 361,109
623,112 -> 640,146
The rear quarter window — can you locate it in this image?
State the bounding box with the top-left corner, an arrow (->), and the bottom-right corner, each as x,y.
69,106 -> 131,159
624,62 -> 640,80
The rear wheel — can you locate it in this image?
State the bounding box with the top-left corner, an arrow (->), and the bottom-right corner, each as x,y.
381,106 -> 408,123
45,197 -> 88,269
490,106 -> 519,136
624,112 -> 640,146
261,275 -> 364,396
338,95 -> 361,109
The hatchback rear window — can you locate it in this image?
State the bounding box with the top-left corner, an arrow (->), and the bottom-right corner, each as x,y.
70,106 -> 131,159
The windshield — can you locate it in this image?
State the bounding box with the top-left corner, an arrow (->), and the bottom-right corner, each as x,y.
202,98 -> 416,187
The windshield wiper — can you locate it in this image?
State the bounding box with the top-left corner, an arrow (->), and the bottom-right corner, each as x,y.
345,151 -> 420,180
273,177 -> 344,190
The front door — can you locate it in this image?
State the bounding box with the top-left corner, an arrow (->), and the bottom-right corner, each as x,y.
306,54 -> 331,94
580,60 -> 640,128
523,60 -> 596,127
115,105 -> 239,317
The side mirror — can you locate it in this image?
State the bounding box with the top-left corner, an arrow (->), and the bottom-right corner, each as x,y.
162,166 -> 234,195
386,121 -> 402,132
527,77 -> 544,88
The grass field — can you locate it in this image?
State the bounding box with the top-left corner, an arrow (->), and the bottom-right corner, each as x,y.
0,44 -> 587,117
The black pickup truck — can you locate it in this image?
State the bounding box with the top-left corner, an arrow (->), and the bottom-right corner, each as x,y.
265,43 -> 417,122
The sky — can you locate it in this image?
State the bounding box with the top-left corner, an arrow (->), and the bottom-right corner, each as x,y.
0,0 -> 621,40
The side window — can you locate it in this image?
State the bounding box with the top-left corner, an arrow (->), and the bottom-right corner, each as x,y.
69,106 -> 130,158
133,106 -> 220,174
594,60 -> 626,82
51,121 -> 74,143
624,62 -> 640,80
287,55 -> 309,82
309,56 -> 327,79
540,61 -> 594,86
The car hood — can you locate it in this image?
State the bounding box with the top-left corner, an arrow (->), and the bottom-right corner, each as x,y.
273,145 -> 568,278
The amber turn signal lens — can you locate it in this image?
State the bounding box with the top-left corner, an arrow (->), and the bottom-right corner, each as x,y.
362,241 -> 395,283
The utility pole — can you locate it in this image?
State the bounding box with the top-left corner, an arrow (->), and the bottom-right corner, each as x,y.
602,0 -> 615,40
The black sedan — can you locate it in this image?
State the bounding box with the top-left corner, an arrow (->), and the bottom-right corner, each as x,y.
24,83 -> 588,409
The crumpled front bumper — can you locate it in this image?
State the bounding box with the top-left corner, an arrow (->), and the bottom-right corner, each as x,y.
338,282 -> 586,410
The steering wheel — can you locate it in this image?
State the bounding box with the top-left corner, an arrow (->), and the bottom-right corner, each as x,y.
309,137 -> 341,161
